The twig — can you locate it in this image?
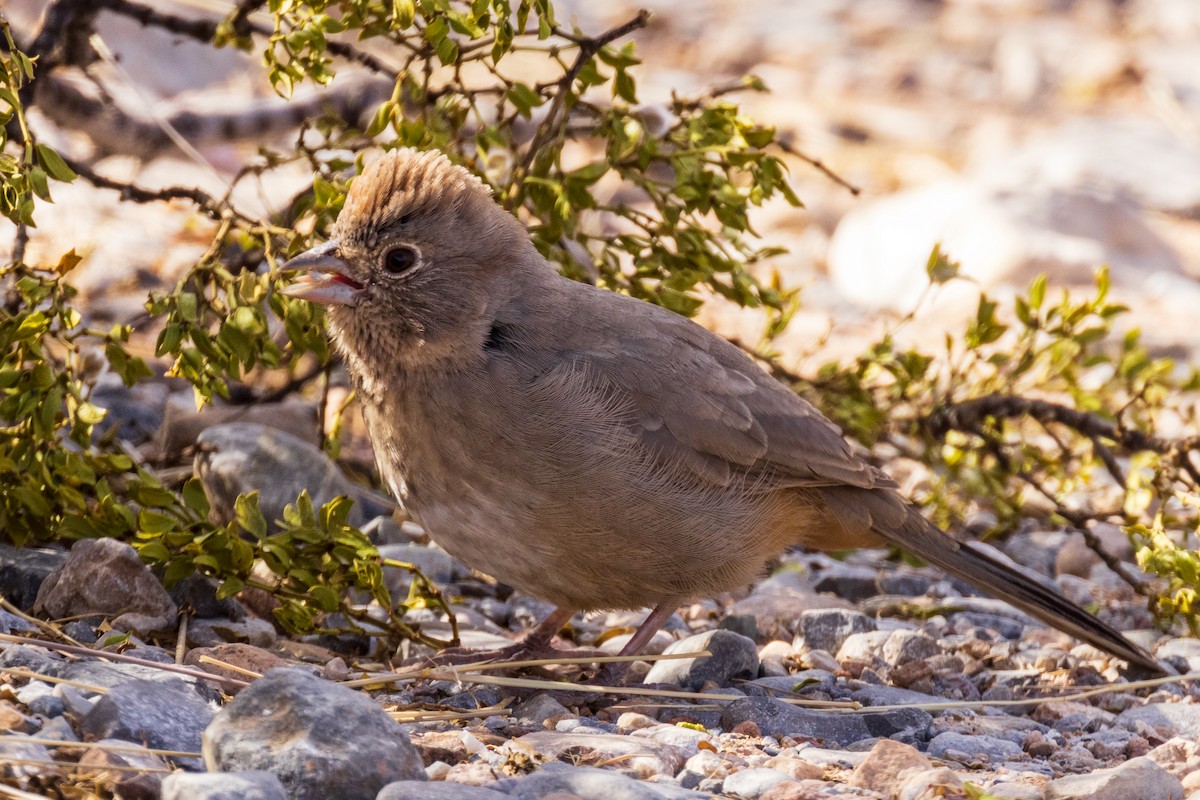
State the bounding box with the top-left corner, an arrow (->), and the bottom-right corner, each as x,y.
776,138 -> 860,196
65,157 -> 227,220
513,10 -> 651,187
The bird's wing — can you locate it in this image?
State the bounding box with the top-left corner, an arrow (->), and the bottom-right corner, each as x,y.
550,288 -> 893,491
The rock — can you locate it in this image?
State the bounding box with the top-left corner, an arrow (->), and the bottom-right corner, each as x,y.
728,584 -> 853,641
1054,525 -> 1133,579
78,739 -> 169,800
508,730 -> 687,777
849,738 -> 934,790
897,767 -> 965,800
828,178 -> 1180,312
881,630 -> 941,666
33,538 -> 176,633
1044,756 -> 1184,800
495,762 -> 709,799
184,643 -> 293,689
1155,639 -> 1200,672
836,630 -> 893,663
723,767 -> 796,799
1118,703 -> 1200,738
188,616 -> 278,648
643,630 -> 760,690
194,422 -> 393,530
203,668 -> 424,800
0,736 -> 62,781
377,783 -> 511,800
168,574 -> 245,621
161,770 -> 288,800
379,543 -> 458,589
927,732 -> 1024,765
79,679 -> 213,769
0,543 -> 67,611
794,609 -> 877,655
152,396 -> 320,458
720,697 -> 931,747
513,693 -> 572,727
91,378 -> 169,444
1002,530 -> 1068,577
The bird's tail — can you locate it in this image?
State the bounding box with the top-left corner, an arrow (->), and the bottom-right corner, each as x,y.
874,507 -> 1164,676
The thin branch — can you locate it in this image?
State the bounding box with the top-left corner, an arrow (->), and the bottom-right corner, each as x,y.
65,157 -> 226,220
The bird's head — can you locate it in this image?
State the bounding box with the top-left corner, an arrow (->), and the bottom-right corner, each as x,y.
282,148 -> 537,374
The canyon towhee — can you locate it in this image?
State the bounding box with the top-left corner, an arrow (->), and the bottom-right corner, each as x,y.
283,148 -> 1160,675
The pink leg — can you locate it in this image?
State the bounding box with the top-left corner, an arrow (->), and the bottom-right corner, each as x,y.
595,599 -> 682,685
617,601 -> 682,657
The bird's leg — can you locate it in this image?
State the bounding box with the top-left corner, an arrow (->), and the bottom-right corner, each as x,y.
594,600 -> 681,685
411,606 -> 598,668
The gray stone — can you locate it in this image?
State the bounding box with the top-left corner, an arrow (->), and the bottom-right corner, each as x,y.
1155,639 -> 1200,672
836,630 -> 892,662
927,732 -> 1024,765
720,697 -> 931,746
189,616 -> 278,648
379,543 -> 458,589
195,422 -> 393,531
0,543 -> 66,611
34,538 -> 176,634
78,739 -> 169,800
507,730 -> 687,777
513,692 -> 572,727
744,671 -> 836,698
850,685 -> 946,709
377,783 -> 510,800
0,736 -> 62,781
80,678 -> 213,770
722,767 -> 795,799
1118,703 -> 1200,738
794,609 -> 877,655
495,762 -> 710,799
1044,756 -> 1183,800
881,630 -> 941,666
203,668 -> 424,800
643,629 -> 760,690
161,770 -> 288,800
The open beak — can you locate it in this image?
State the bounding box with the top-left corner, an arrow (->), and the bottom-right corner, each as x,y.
279,241 -> 364,306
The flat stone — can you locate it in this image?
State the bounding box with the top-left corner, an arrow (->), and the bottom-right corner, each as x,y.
0,543 -> 67,611
927,732 -> 1024,765
722,767 -> 796,799
1118,703 -> 1200,738
203,667 -> 424,800
377,782 -> 510,800
34,538 -> 176,634
161,770 -> 288,800
495,762 -> 710,799
80,679 -> 213,769
720,697 -> 931,747
849,738 -> 933,790
78,740 -> 169,800
794,609 -> 877,655
644,630 -> 760,690
508,730 -> 687,778
1044,756 -> 1184,800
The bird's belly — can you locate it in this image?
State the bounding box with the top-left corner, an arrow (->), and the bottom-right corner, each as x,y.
407,483 -> 793,611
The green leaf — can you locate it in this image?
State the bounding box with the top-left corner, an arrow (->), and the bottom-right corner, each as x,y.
35,144 -> 77,182
235,492 -> 267,539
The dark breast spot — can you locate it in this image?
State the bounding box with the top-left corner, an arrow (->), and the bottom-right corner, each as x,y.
484,321 -> 515,353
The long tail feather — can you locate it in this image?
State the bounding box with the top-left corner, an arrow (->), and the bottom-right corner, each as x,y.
875,509 -> 1163,675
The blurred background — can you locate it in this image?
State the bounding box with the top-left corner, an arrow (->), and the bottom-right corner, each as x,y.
5,0 -> 1200,365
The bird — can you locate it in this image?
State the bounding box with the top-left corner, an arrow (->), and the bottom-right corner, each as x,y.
281,147 -> 1162,677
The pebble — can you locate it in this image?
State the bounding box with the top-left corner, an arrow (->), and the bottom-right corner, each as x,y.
926,732 -> 1024,765
723,767 -> 797,798
33,538 -> 177,634
721,697 -> 931,747
203,668 -> 425,800
1043,756 -> 1184,800
506,730 -> 688,778
79,678 -> 213,769
643,629 -> 760,690
77,740 -> 168,800
161,770 -> 289,800
794,609 -> 877,655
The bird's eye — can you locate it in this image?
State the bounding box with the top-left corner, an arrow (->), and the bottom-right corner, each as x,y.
383,246 -> 418,275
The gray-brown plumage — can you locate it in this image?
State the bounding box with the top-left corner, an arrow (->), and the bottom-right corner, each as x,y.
283,148 -> 1161,676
